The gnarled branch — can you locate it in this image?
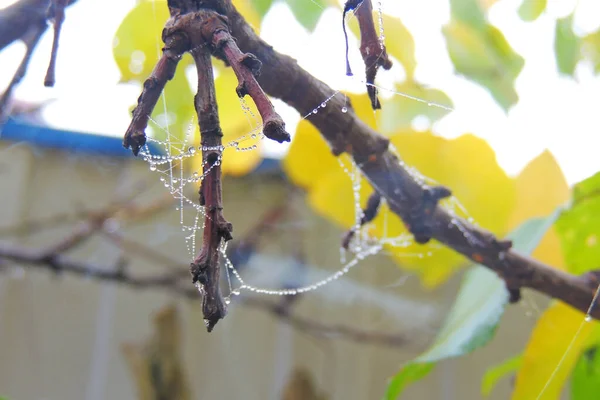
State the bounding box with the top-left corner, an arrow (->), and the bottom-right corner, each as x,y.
215,0 -> 600,320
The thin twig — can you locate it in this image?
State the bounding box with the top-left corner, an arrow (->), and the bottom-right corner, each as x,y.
189,34 -> 232,332
0,21 -> 46,121
354,0 -> 392,109
208,22 -> 290,143
44,0 -> 69,87
0,241 -> 407,347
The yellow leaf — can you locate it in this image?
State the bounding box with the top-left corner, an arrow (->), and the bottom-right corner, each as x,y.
512,302 -> 596,400
507,150 -> 570,272
381,14 -> 417,80
114,1 -> 171,82
232,0 -> 262,32
387,131 -> 517,286
508,150 -> 570,228
283,120 -> 340,189
191,68 -> 263,177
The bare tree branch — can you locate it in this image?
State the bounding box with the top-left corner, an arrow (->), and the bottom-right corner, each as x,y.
213,0 -> 600,319
0,239 -> 409,347
354,0 -> 392,109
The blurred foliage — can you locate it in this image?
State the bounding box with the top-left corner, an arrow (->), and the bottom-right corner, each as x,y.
481,354 -> 522,397
571,347 -> 600,400
512,303 -> 600,400
444,0 -> 524,110
518,0 -> 546,21
556,172 -> 600,275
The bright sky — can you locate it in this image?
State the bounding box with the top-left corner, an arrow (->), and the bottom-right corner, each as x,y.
0,0 -> 599,184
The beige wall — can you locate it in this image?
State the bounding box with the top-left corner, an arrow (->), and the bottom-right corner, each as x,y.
0,141 -> 549,400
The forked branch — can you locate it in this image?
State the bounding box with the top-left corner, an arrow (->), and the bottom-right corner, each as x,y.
123,1 -> 292,330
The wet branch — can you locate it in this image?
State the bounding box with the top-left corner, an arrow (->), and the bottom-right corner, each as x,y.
189,41 -> 232,332
209,25 -> 290,143
44,0 -> 70,87
217,0 -> 600,320
354,0 -> 392,109
123,40 -> 186,155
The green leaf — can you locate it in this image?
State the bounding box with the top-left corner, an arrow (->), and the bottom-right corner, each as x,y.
481,354 -> 522,397
556,172 -> 600,274
378,81 -> 452,133
555,14 -> 581,76
443,19 -> 524,110
283,0 -> 326,31
518,0 -> 546,21
449,0 -> 487,31
571,347 -> 600,399
383,363 -> 434,400
251,0 -> 274,17
384,213 -> 559,397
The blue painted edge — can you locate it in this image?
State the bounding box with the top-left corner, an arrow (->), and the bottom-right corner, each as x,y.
0,117 -> 282,173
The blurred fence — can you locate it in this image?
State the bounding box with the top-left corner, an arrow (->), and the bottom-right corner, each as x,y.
0,129 -> 547,400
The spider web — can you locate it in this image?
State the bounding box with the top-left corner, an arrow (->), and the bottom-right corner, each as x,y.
139,0 -> 600,396
138,0 -> 477,305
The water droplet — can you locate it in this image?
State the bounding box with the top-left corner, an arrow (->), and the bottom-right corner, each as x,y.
188,146 -> 196,154
149,164 -> 157,171
321,102 -> 326,108
251,133 -> 256,139
341,107 -> 348,113
585,315 -> 592,322
225,298 -> 231,305
313,109 -> 318,114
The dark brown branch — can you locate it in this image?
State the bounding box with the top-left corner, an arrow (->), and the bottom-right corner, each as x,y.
0,0 -> 78,96
0,20 -> 46,122
342,0 -> 363,76
215,0 -> 600,320
207,18 -> 290,143
44,0 -> 69,87
122,47 -> 185,155
0,0 -> 48,51
355,0 -> 392,109
0,241 -> 407,347
342,191 -> 381,249
189,39 -> 232,332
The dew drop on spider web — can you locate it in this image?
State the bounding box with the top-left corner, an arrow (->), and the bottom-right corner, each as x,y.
341,106 -> 348,113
